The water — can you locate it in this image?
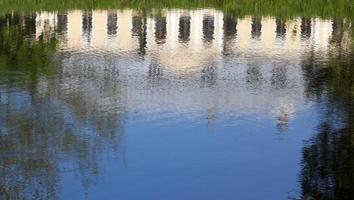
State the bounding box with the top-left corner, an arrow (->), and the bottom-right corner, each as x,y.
0,9 -> 353,200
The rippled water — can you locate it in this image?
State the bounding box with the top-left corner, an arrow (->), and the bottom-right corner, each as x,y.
0,9 -> 353,200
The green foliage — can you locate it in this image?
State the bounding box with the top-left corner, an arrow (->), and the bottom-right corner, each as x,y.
0,14 -> 58,85
0,0 -> 353,19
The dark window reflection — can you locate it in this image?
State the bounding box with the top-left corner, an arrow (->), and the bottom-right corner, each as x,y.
203,15 -> 214,42
23,14 -> 36,37
300,18 -> 311,39
271,66 -> 287,89
57,12 -> 68,34
179,16 -> 191,43
155,16 -> 167,44
107,12 -> 118,36
275,18 -> 286,38
131,16 -> 141,37
331,19 -> 343,45
148,62 -> 163,82
132,15 -> 147,55
246,66 -> 263,89
251,17 -> 262,39
223,16 -> 237,38
5,13 -> 20,26
201,63 -> 217,87
82,11 -> 93,42
223,16 -> 237,55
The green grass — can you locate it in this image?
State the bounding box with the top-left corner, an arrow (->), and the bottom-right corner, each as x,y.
0,0 -> 353,19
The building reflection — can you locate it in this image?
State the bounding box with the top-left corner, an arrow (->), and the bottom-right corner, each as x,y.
31,9 -> 344,65
31,9 -> 352,126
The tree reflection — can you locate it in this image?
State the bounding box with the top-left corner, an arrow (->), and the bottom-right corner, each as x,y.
300,19 -> 354,199
0,13 -> 125,199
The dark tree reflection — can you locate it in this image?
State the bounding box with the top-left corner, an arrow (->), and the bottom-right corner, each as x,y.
0,13 -> 125,200
300,19 -> 354,200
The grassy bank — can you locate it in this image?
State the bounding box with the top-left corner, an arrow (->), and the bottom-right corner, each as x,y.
0,0 -> 353,19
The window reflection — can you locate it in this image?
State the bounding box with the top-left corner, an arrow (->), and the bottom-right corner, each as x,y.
301,17 -> 311,39
203,15 -> 214,42
155,16 -> 167,44
251,17 -> 262,39
276,18 -> 286,38
82,11 -> 92,42
178,16 -> 191,43
107,12 -> 118,36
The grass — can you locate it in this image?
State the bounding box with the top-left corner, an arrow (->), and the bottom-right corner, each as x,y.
0,0 -> 353,19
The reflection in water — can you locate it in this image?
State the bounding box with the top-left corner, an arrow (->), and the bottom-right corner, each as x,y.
203,15 -> 214,42
57,12 -> 68,34
133,14 -> 147,55
301,17 -> 312,39
178,15 -> 191,43
300,43 -> 354,199
271,65 -> 287,89
0,9 -> 353,200
222,16 -> 237,55
155,16 -> 167,44
275,18 -> 286,38
82,11 -> 92,42
107,12 -> 118,36
246,65 -> 264,90
251,17 -> 262,39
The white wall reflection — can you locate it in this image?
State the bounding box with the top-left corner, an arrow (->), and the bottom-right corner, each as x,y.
34,9 -> 352,127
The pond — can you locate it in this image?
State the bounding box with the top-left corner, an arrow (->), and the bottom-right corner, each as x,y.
0,5 -> 353,200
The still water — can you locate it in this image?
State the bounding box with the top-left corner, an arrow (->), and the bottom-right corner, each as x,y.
0,9 -> 353,200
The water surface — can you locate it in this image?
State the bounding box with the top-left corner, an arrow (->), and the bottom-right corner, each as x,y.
0,9 -> 353,200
